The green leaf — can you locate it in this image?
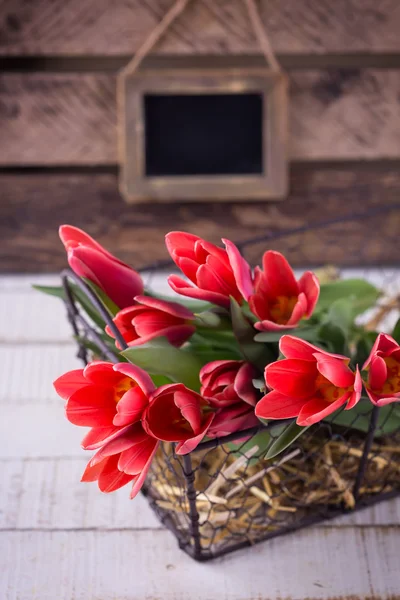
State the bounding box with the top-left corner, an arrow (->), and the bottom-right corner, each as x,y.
318,322 -> 346,354
33,284 -> 65,299
323,298 -> 353,334
83,279 -> 120,316
191,330 -> 239,350
230,297 -> 273,369
265,421 -> 310,460
193,311 -> 222,328
122,338 -> 202,392
254,326 -> 320,343
317,279 -> 380,317
145,290 -> 213,314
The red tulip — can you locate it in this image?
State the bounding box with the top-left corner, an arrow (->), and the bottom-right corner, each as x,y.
106,295 -> 196,349
363,333 -> 400,406
207,402 -> 259,439
54,361 -> 159,497
249,251 -> 320,331
142,384 -> 214,454
53,361 -> 156,448
200,360 -> 258,408
81,422 -> 159,498
165,231 -> 253,308
59,225 -> 143,309
255,336 -> 362,426
199,360 -> 259,438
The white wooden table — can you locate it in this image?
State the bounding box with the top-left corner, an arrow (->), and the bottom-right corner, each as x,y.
1,275 -> 399,600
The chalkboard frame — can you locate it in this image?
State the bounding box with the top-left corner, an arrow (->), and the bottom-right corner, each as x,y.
118,67 -> 288,203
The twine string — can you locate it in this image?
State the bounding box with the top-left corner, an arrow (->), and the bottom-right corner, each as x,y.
120,0 -> 281,77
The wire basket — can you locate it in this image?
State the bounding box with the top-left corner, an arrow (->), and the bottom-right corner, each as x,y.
61,207 -> 400,561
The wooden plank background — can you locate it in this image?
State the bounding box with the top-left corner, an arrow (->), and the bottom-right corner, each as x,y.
1,165 -> 400,271
1,69 -> 400,165
1,0 -> 400,56
1,0 -> 400,271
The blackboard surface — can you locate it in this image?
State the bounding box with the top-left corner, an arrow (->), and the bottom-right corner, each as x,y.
144,93 -> 264,177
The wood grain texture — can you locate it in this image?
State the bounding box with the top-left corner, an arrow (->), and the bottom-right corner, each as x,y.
1,457 -> 399,530
1,166 -> 400,271
0,0 -> 399,56
1,70 -> 400,165
0,459 -> 160,530
1,528 -> 400,599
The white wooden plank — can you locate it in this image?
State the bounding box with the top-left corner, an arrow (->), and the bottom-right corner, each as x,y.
0,458 -> 159,531
0,291 -> 72,342
0,405 -> 86,458
0,455 -> 398,530
0,345 -> 80,405
1,527 -> 399,600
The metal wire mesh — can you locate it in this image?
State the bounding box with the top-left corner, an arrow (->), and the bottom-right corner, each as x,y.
61,205 -> 400,561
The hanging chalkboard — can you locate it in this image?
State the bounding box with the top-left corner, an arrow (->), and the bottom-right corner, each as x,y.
118,67 -> 288,203
144,93 -> 264,177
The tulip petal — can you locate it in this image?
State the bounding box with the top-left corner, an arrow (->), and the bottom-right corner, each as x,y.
196,263 -> 234,298
222,238 -> 253,301
262,251 -> 299,298
255,390 -> 306,420
130,442 -> 159,499
53,369 -> 88,400
208,403 -> 258,438
279,336 -> 320,360
165,231 -> 200,256
81,458 -> 106,482
286,292 -> 308,326
98,455 -> 135,493
118,437 -> 158,475
84,361 -> 124,386
113,386 -> 149,426
89,424 -> 148,466
234,362 -> 257,406
168,275 -> 230,308
265,359 -> 317,399
177,257 -> 202,282
81,425 -> 124,450
71,246 -> 143,309
367,354 -> 387,391
298,271 -> 320,317
346,366 -> 362,410
376,394 -> 400,406
175,413 -> 215,454
279,335 -> 346,361
113,363 -> 156,397
297,393 -> 350,426
66,385 -> 116,426
60,225 -> 127,266
314,354 -> 355,388
174,390 -> 203,433
254,319 -> 296,332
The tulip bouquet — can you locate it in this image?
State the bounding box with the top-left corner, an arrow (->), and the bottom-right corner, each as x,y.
37,225 -> 400,558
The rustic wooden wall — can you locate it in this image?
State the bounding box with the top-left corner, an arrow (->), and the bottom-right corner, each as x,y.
1,0 -> 400,271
